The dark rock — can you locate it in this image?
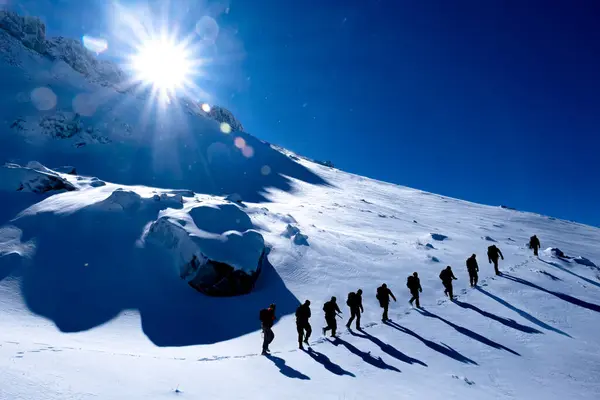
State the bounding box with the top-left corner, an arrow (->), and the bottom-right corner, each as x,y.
206,106 -> 244,132
188,249 -> 266,296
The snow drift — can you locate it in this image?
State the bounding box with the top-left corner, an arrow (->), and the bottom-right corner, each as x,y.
1,10 -> 600,400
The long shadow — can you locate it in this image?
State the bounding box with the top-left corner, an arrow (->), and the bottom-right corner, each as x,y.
350,329 -> 428,367
502,274 -> 600,313
329,337 -> 401,372
303,347 -> 355,377
13,194 -> 300,346
539,259 -> 600,289
385,321 -> 477,365
475,287 -> 571,337
416,309 -> 520,356
538,270 -> 562,281
453,300 -> 541,334
265,354 -> 310,380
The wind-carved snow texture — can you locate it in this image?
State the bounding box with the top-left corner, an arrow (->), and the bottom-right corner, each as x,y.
0,225 -> 35,258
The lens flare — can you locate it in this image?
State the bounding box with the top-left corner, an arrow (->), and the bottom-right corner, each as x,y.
242,145 -> 254,158
261,165 -> 271,176
220,122 -> 232,134
30,87 -> 57,111
82,35 -> 108,54
234,137 -> 246,149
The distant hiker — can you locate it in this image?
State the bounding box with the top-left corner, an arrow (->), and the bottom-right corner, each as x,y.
406,272 -> 423,308
529,235 -> 541,256
259,303 -> 276,355
323,296 -> 342,337
346,289 -> 364,329
376,283 -> 397,321
296,300 -> 312,349
439,266 -> 457,300
487,245 -> 504,275
466,254 -> 479,287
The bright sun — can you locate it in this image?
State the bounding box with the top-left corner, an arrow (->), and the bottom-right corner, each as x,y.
131,38 -> 193,94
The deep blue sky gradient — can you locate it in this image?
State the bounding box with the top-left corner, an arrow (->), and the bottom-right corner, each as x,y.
8,0 -> 600,226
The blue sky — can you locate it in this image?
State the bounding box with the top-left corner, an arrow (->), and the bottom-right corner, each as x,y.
9,0 -> 600,226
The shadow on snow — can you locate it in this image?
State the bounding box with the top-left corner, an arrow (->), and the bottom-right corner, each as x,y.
453,300 -> 541,334
416,308 -> 520,356
328,337 -> 401,373
349,328 -> 428,367
384,321 -> 477,365
502,274 -> 600,313
475,287 -> 571,338
7,197 -> 300,346
302,347 -> 355,377
265,354 -> 310,380
539,259 -> 600,290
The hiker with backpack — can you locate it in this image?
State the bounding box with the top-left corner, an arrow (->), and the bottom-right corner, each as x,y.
466,254 -> 479,287
439,266 -> 457,300
487,245 -> 504,275
529,235 -> 541,256
295,300 -> 312,349
376,283 -> 397,322
407,272 -> 422,308
259,303 -> 276,355
322,296 -> 342,337
346,289 -> 364,329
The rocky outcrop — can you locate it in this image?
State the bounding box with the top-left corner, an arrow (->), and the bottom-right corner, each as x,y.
188,250 -> 266,296
207,106 -> 244,132
1,10 -> 246,131
145,202 -> 266,296
0,11 -> 125,86
11,111 -> 111,147
0,11 -> 46,53
1,162 -> 77,193
282,224 -> 309,246
45,36 -> 127,86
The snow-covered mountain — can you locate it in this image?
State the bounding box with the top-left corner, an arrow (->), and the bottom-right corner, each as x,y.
1,11 -> 600,400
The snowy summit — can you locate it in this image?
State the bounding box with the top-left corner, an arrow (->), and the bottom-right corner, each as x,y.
1,9 -> 600,400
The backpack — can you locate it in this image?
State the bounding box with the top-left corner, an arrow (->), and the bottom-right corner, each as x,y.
376,286 -> 383,300
259,308 -> 269,323
295,304 -> 308,319
346,292 -> 355,307
406,276 -> 413,288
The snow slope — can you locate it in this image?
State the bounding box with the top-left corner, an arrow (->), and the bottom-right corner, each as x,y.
1,11 -> 600,400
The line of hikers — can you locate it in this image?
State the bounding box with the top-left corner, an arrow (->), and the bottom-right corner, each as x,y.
259,235 -> 542,354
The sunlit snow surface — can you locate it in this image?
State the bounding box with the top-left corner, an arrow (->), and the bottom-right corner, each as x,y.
1,10 -> 600,400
